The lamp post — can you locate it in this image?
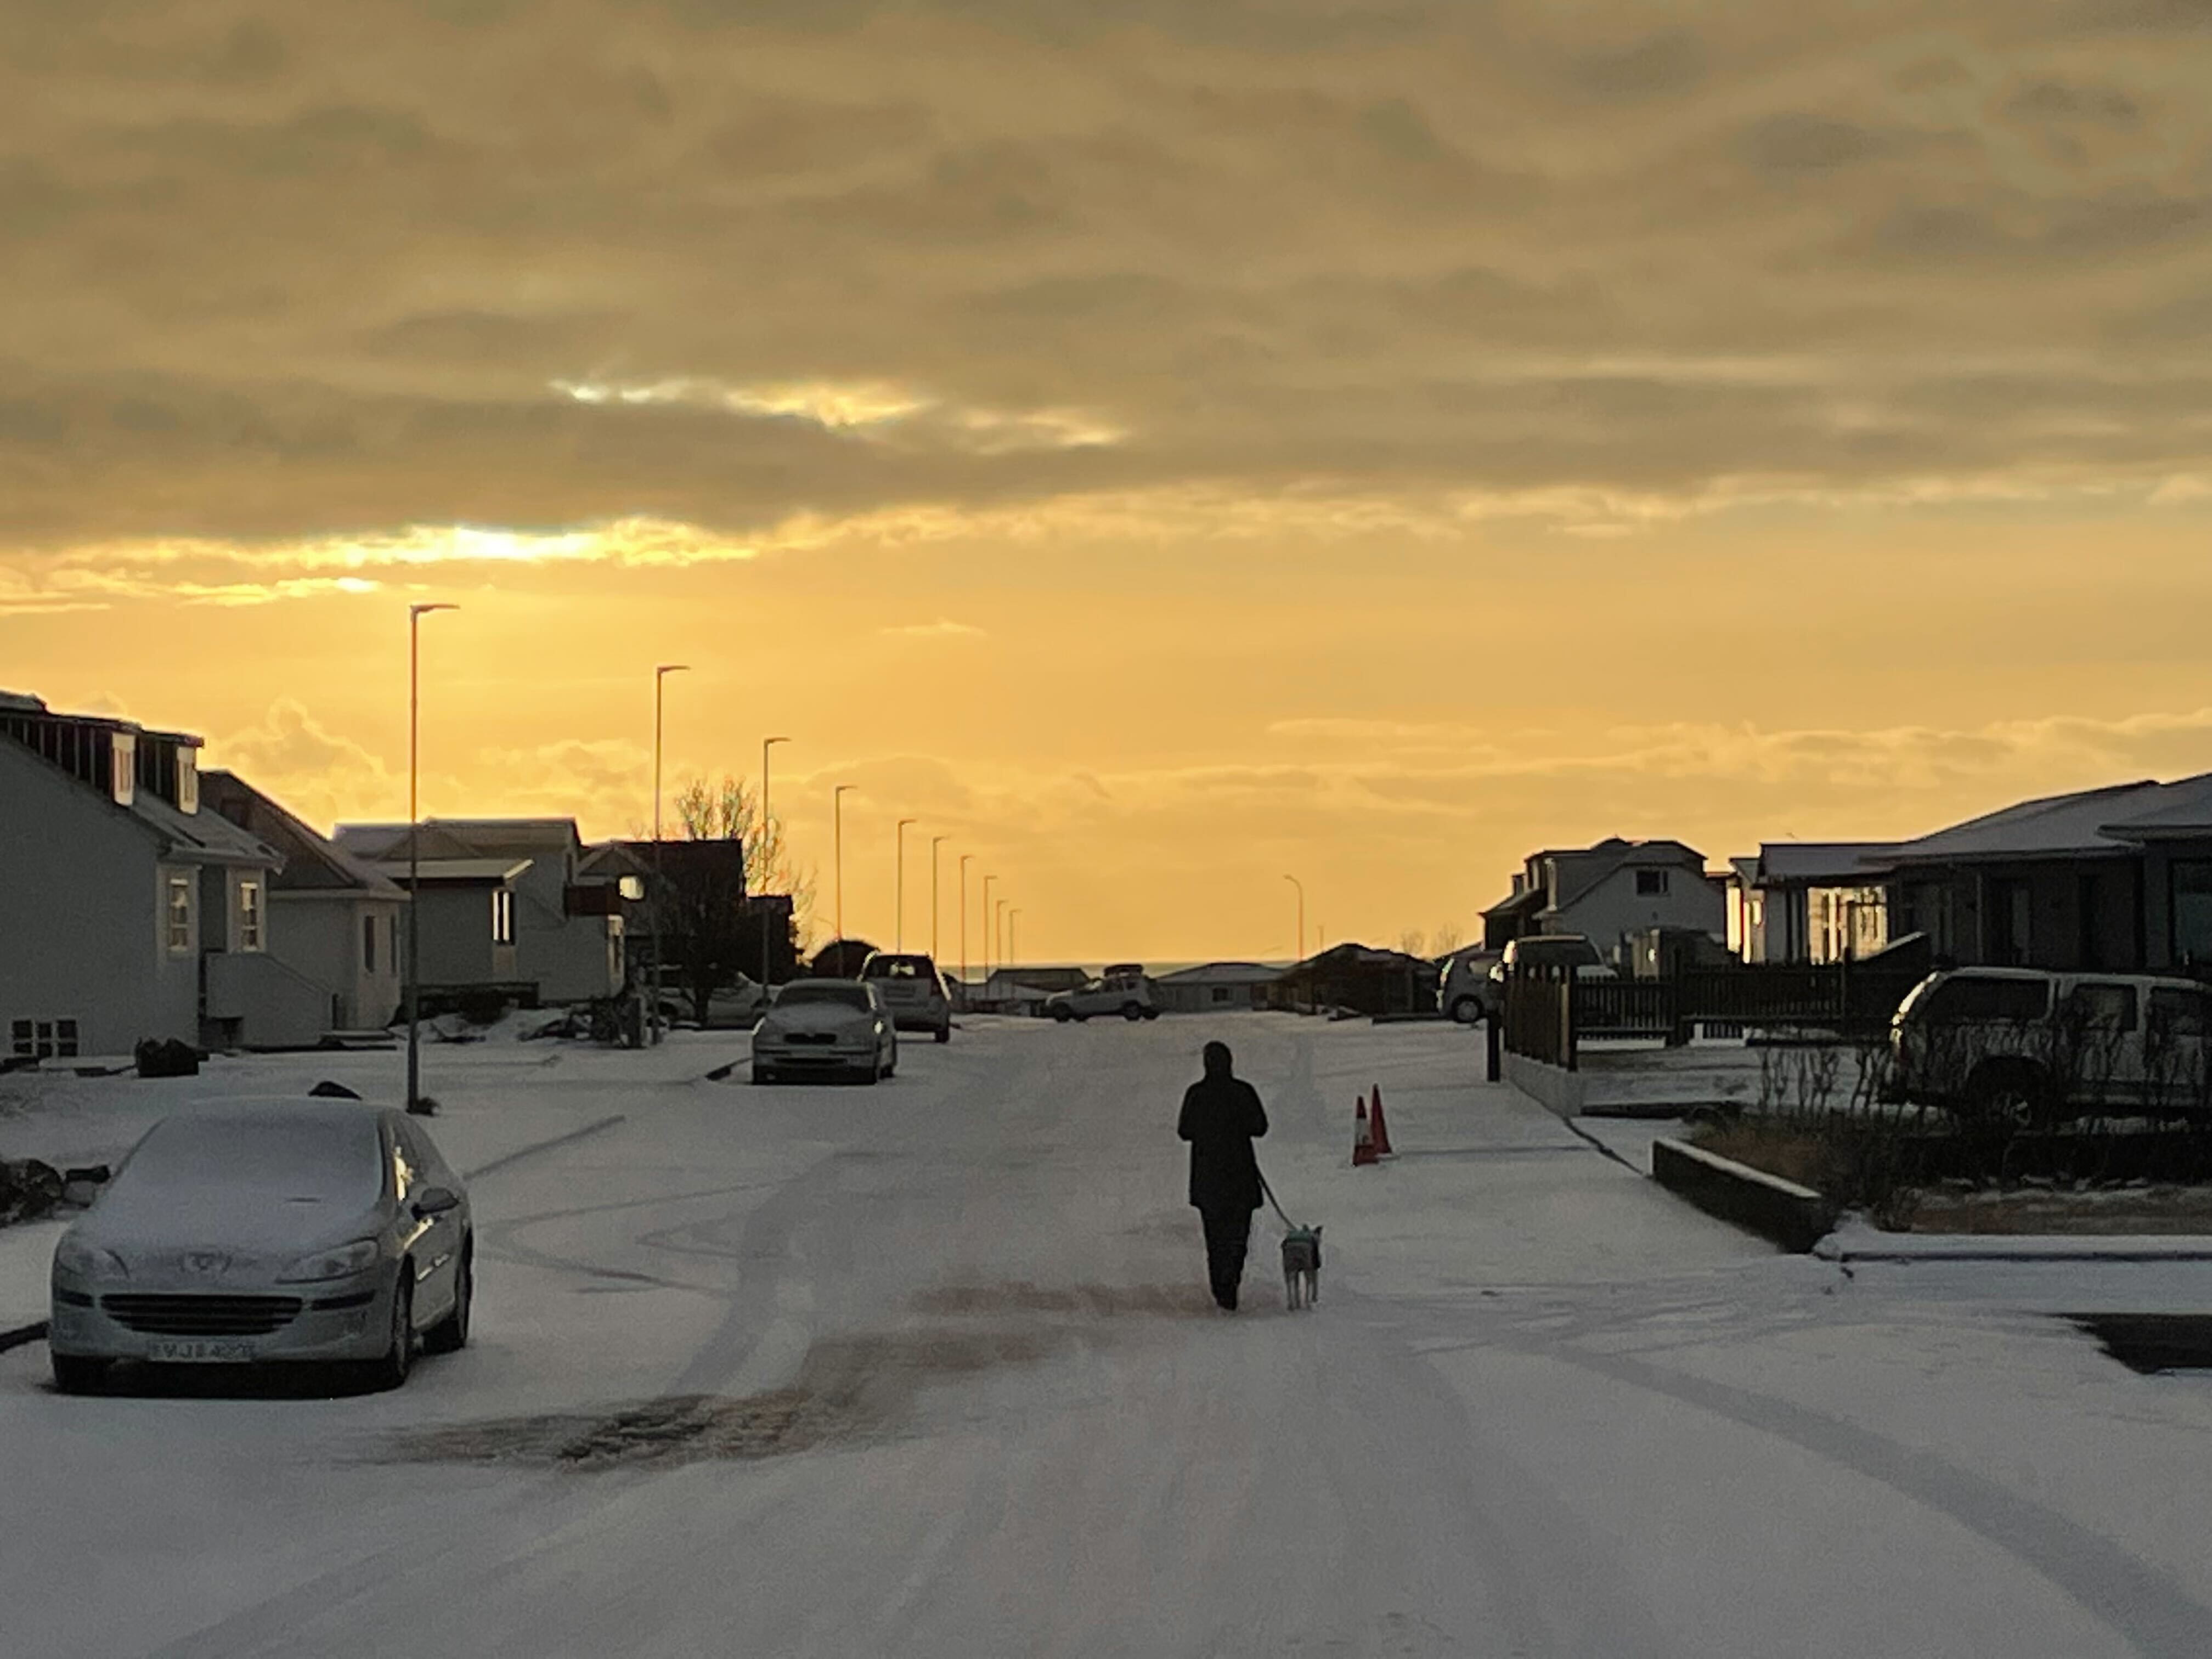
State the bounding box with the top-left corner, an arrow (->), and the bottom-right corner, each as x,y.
650,663 -> 690,1045
959,854 -> 973,990
930,836 -> 949,963
1283,874 -> 1305,967
895,817 -> 917,951
995,897 -> 1007,979
981,874 -> 997,984
833,785 -> 856,952
1009,907 -> 1021,971
405,601 -> 458,1114
759,736 -> 789,984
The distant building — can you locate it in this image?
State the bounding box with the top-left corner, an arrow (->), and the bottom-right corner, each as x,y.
0,692 -> 288,1056
978,966 -> 1087,1013
1153,961 -> 1278,1014
1725,843 -> 1899,964
201,770 -> 407,1032
1481,838 -> 1724,964
1269,944 -> 1437,1017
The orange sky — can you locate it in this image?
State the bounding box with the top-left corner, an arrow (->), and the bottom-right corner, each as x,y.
5,4 -> 2211,961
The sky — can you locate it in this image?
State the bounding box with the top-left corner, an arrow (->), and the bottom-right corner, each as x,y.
5,1 -> 2212,963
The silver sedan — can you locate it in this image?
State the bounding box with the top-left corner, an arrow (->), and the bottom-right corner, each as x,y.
47,1102 -> 473,1393
752,979 -> 899,1085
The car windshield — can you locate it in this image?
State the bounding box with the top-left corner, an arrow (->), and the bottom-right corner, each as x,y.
114,1112 -> 383,1204
1515,939 -> 1601,969
777,984 -> 872,1011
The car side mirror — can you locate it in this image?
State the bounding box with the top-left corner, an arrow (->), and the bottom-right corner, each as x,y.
412,1185 -> 461,1218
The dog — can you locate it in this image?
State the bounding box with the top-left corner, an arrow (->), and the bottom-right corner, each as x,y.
1280,1224 -> 1323,1310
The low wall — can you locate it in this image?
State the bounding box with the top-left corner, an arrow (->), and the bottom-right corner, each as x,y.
1503,1053 -> 1585,1118
1651,1137 -> 1836,1253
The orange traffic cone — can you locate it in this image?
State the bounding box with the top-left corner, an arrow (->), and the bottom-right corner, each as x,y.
1369,1085 -> 1393,1156
1353,1097 -> 1379,1167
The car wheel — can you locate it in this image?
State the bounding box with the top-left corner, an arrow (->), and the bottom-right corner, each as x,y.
752,1065 -> 775,1085
1122,1003 -> 1144,1022
50,1354 -> 107,1395
934,1023 -> 951,1043
364,1271 -> 416,1391
1051,1005 -> 1073,1023
1449,996 -> 1480,1024
423,1242 -> 472,1355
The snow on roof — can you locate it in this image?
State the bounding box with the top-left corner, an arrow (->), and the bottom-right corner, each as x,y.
1887,776 -> 2212,864
132,787 -> 280,868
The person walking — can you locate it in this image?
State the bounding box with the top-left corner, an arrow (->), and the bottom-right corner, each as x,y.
1177,1040 -> 1269,1311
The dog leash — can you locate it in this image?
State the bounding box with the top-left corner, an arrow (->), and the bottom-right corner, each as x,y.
1256,1168 -> 1298,1231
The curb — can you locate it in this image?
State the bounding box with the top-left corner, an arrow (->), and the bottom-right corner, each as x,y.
1651,1137 -> 1837,1253
1815,1239 -> 2212,1266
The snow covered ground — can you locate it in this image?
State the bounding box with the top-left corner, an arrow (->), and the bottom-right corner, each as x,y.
3,1014 -> 2211,1657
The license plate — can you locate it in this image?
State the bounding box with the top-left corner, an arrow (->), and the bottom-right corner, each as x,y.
146,1339 -> 256,1363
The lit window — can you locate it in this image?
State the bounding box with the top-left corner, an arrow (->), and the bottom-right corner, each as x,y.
492,889 -> 515,944
237,881 -> 263,951
167,876 -> 192,952
111,732 -> 137,806
177,749 -> 199,814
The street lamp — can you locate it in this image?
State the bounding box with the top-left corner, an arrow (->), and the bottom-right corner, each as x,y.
405,601 -> 458,1114
1283,874 -> 1305,967
1009,907 -> 1022,970
895,817 -> 917,951
650,663 -> 690,1045
930,836 -> 949,963
959,854 -> 973,990
981,874 -> 997,984
995,897 -> 1007,979
833,785 -> 856,951
760,736 -> 789,984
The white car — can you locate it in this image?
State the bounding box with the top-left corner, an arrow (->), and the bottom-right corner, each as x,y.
859,952 -> 953,1042
752,979 -> 899,1085
48,1102 -> 472,1393
1046,970 -> 1160,1023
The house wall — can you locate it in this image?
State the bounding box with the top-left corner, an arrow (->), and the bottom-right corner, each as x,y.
271,896 -> 404,1029
1895,859 -> 2142,972
509,855 -> 620,1003
0,741 -> 179,1055
406,885 -> 510,987
204,951 -> 332,1048
1156,979 -> 1270,1013
1554,866 -> 1725,960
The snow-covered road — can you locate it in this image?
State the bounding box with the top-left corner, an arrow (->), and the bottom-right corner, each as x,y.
6,1014 -> 2212,1657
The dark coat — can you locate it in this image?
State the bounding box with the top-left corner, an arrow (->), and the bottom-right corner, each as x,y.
1178,1070 -> 1268,1213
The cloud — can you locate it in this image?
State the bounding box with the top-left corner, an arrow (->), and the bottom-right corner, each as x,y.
878,618 -> 986,639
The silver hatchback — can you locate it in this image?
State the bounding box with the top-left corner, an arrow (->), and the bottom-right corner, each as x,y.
48,1102 -> 473,1393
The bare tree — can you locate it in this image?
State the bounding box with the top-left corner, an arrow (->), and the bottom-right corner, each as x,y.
1398,928 -> 1427,958
1432,921 -> 1464,955
667,775 -> 820,1015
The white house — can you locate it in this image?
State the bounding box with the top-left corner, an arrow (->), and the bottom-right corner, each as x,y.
200,771 -> 406,1031
1481,837 -> 1725,964
1725,843 -> 1898,964
0,692 -> 308,1057
1153,962 -> 1279,1014
336,818 -> 623,1006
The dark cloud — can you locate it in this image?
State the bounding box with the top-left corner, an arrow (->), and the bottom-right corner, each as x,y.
1566,30 -> 1708,99
1737,112 -> 1889,174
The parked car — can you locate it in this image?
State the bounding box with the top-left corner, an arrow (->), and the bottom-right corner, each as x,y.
1487,935 -> 1617,1004
47,1102 -> 472,1394
859,951 -> 954,1042
1436,946 -> 1503,1023
753,979 -> 898,1084
1046,970 -> 1160,1023
1887,967 -> 2212,1120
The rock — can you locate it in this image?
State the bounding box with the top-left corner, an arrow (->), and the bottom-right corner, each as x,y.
308,1080 -> 362,1099
133,1037 -> 201,1079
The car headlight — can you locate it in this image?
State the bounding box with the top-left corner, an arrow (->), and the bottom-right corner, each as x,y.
277,1238 -> 382,1283
54,1238 -> 128,1280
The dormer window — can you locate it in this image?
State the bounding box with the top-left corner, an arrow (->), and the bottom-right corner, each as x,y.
177,749 -> 199,814
110,732 -> 136,806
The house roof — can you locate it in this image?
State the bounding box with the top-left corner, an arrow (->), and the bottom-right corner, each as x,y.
1481,887 -> 1545,920
2101,775 -> 2212,842
1887,777 -> 2203,865
1155,961 -> 1282,985
133,788 -> 280,868
985,966 -> 1089,991
201,772 -> 404,898
336,818 -> 583,864
1547,838 -> 1707,913
376,857 -> 532,886
1746,842 -> 1903,887
1285,942 -> 1432,974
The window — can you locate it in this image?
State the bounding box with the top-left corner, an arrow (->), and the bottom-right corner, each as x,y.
2063,982 -> 2136,1034
1923,975 -> 2050,1023
236,881 -> 262,951
1636,869 -> 1669,896
363,914 -> 377,973
2175,862 -> 2212,968
177,749 -> 199,815
2149,986 -> 2212,1038
492,888 -> 515,945
1211,986 -> 1233,1004
10,1019 -> 80,1059
110,732 -> 136,806
166,876 -> 192,952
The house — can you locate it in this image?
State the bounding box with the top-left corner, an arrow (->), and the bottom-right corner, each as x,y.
1269,944 -> 1438,1017
578,837 -> 791,986
1881,774 -> 2212,973
1153,962 -> 1279,1014
1480,838 -> 1725,963
1725,843 -> 1900,964
0,692 -> 304,1057
199,771 -> 405,1031
977,966 -> 1087,1013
